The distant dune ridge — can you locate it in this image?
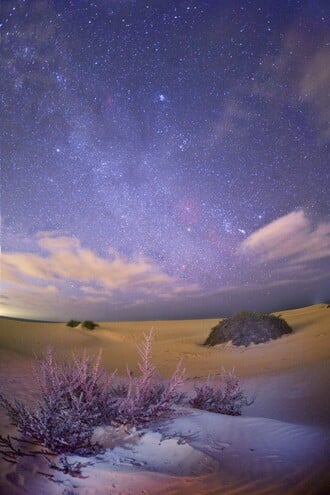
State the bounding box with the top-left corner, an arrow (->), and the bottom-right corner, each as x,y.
0,304 -> 329,494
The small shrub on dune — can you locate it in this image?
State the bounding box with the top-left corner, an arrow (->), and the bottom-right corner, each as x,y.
66,320 -> 81,327
190,368 -> 251,416
81,320 -> 99,330
204,310 -> 293,347
116,329 -> 186,426
0,348 -> 115,454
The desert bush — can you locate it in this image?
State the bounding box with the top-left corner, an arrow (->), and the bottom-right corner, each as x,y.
0,332 -> 185,454
66,320 -> 81,327
204,310 -> 293,347
190,368 -> 251,415
81,320 -> 99,330
0,348 -> 115,454
0,329 -> 250,464
116,329 -> 185,426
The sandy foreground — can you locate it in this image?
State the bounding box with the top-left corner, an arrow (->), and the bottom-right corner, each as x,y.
0,304 -> 329,494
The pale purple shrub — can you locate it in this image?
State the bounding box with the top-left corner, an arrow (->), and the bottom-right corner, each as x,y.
33,347 -> 117,424
0,330 -> 251,462
0,333 -> 185,453
117,329 -> 185,426
0,347 -> 115,453
190,367 -> 251,416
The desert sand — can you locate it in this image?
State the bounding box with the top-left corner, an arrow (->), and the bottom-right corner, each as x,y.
0,303 -> 329,494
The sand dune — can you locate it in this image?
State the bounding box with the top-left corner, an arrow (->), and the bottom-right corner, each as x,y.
0,304 -> 329,494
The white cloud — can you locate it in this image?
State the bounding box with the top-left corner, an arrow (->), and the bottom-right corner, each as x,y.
1,261 -> 59,293
2,233 -> 172,289
239,210 -> 330,264
0,232 -> 200,317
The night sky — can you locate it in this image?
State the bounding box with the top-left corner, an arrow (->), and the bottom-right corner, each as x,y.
1,0 -> 329,321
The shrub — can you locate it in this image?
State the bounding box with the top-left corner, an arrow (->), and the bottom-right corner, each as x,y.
204,310 -> 293,347
116,329 -> 185,426
0,330 -> 251,465
81,320 -> 99,330
0,331 -> 185,454
66,320 -> 81,327
0,348 -> 115,454
190,368 -> 251,415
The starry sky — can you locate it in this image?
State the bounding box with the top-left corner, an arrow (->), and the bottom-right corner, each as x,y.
1,0 -> 329,322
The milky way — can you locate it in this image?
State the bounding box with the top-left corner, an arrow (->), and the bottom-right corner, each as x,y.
1,0 -> 329,321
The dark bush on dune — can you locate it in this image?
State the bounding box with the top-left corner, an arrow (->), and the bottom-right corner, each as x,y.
66,319 -> 81,327
81,320 -> 99,330
204,310 -> 293,347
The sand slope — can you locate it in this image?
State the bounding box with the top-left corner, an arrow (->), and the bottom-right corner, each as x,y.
0,304 -> 329,494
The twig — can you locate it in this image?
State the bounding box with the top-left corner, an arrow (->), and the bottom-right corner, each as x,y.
0,434 -> 36,459
44,454 -> 92,478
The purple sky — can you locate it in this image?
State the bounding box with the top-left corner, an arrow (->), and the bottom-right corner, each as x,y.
1,0 -> 329,321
